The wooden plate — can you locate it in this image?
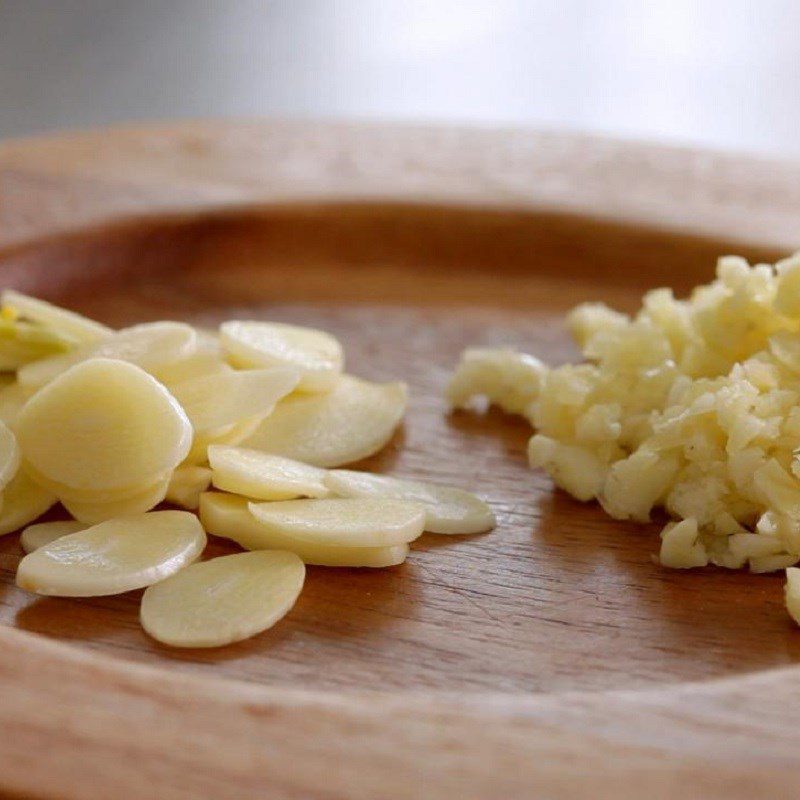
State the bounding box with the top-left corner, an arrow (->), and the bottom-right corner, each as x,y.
1,121 -> 799,799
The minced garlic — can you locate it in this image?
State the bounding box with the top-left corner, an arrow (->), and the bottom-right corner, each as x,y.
448,251 -> 800,577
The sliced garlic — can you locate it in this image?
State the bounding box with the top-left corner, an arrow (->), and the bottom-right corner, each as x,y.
62,474 -> 170,524
0,381 -> 33,427
21,520 -> 88,553
0,318 -> 74,370
220,320 -> 343,393
786,567 -> 800,625
16,510 -> 206,597
166,466 -> 212,510
200,492 -> 408,567
325,470 -> 495,534
0,471 -> 56,536
16,359 -> 192,492
242,375 -> 407,467
208,446 -> 328,500
140,549 -> 305,648
151,352 -> 230,385
248,497 -> 424,547
1,290 -> 112,343
182,415 -> 264,466
169,366 -> 299,432
18,321 -> 197,389
0,420 -> 20,491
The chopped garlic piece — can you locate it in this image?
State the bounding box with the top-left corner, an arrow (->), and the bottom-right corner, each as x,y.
446,348 -> 546,416
325,469 -> 494,534
16,510 -> 206,597
140,550 -> 305,648
659,519 -> 708,569
0,420 -> 20,491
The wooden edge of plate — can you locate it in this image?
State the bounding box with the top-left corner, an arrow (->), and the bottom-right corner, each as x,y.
1,121 -> 800,799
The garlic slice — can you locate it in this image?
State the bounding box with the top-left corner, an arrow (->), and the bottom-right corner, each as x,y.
16,359 -> 192,492
62,474 -> 170,524
166,466 -> 212,510
16,510 -> 206,597
21,520 -> 88,553
140,549 -> 305,648
0,420 -> 20,491
200,492 -> 409,567
248,497 -> 424,547
220,320 -> 343,393
169,366 -> 299,432
1,290 -> 112,344
325,470 -> 495,534
208,446 -> 328,500
242,375 -> 407,467
18,321 -> 197,389
0,471 -> 56,536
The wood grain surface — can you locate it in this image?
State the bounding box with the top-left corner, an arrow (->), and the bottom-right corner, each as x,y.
0,120 -> 799,798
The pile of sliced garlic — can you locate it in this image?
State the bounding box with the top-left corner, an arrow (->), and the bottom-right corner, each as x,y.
0,291 -> 495,648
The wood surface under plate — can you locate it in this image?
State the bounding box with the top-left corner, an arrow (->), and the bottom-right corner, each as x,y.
0,121 -> 799,799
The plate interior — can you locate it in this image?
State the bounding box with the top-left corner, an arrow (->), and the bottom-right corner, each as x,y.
0,202 -> 791,694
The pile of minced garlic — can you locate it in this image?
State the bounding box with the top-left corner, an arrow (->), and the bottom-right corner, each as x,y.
0,290 -> 494,648
447,252 -> 800,623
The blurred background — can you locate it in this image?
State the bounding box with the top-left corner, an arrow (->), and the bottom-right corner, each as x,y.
1,0 -> 798,157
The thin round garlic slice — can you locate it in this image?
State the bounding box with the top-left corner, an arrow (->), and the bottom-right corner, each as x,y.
16,510 -> 206,597
248,497 -> 425,547
0,420 -> 20,491
242,375 -> 407,467
16,358 -> 192,492
62,474 -> 170,524
199,492 -> 409,567
24,464 -> 172,505
21,520 -> 88,553
220,320 -> 343,393
325,470 -> 495,534
151,352 -> 231,385
0,381 -> 33,428
0,471 -> 56,536
140,550 -> 305,648
169,366 -> 299,432
1,290 -> 112,343
181,415 -> 264,466
18,321 -> 197,389
208,446 -> 329,500
165,466 -> 212,510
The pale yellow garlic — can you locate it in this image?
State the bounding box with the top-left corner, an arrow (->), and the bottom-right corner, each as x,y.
324,469 -> 494,534
20,520 -> 88,553
220,320 -> 343,393
16,510 -> 206,597
248,497 -> 425,547
169,366 -> 299,432
199,491 -> 409,568
165,466 -> 212,510
18,321 -> 197,389
0,471 -> 55,536
243,375 -> 407,467
1,290 -> 112,343
208,446 -> 329,501
140,550 -> 305,648
16,359 -> 192,492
